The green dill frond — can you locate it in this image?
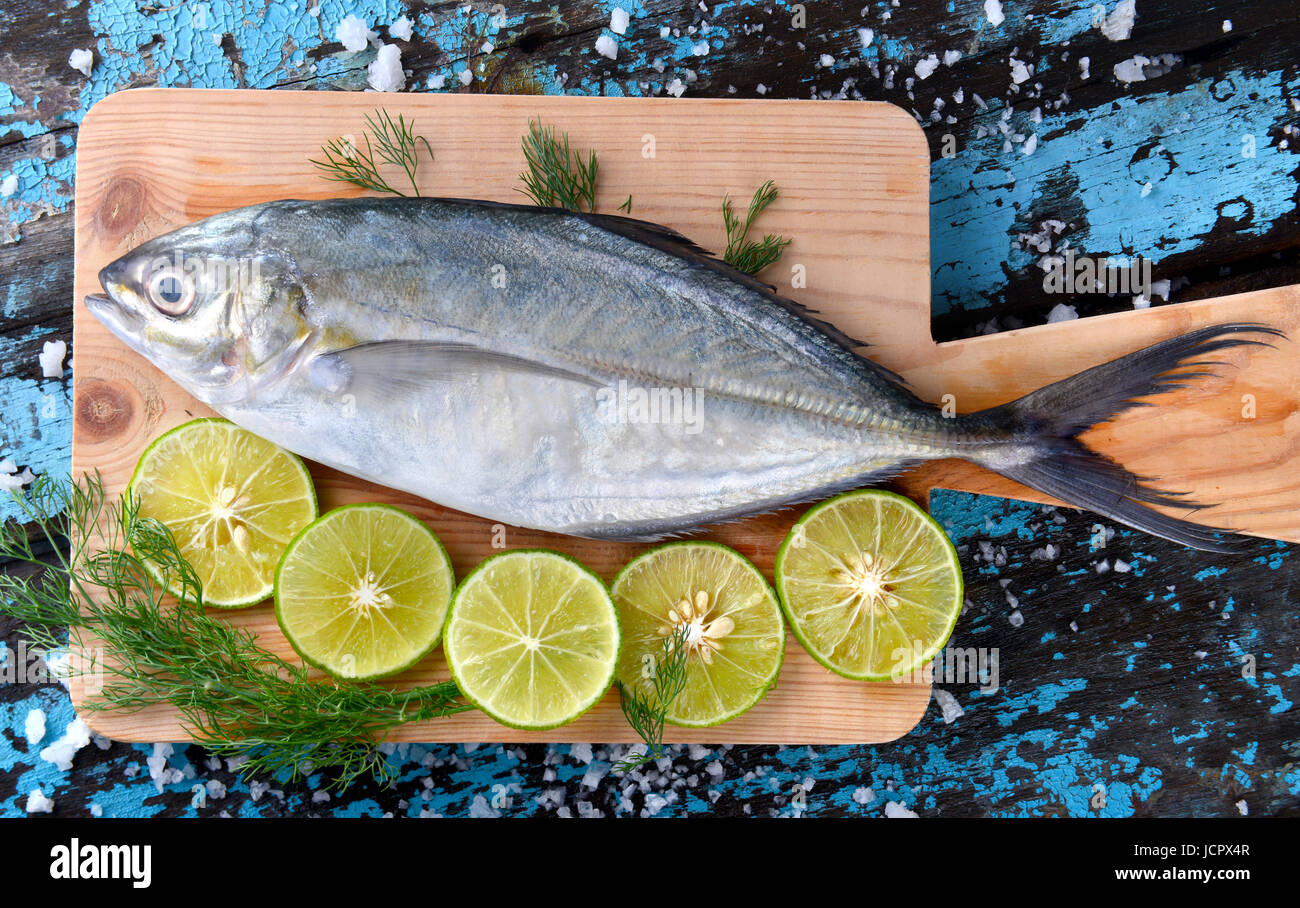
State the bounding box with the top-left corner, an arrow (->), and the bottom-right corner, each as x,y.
518,119 -> 600,212
310,108 -> 434,197
723,179 -> 793,275
0,473 -> 471,792
613,625 -> 691,773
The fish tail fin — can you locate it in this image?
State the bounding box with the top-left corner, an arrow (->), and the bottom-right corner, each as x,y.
967,323 -> 1284,552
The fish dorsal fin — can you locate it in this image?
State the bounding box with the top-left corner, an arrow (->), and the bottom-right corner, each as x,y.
308,340 -> 601,399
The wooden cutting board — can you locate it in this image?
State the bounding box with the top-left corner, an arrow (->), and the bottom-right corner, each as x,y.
70,89 -> 1299,745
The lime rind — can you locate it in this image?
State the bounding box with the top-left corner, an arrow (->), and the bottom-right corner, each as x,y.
273,503 -> 455,682
775,489 -> 963,682
443,549 -> 621,731
126,418 -> 318,609
612,540 -> 785,728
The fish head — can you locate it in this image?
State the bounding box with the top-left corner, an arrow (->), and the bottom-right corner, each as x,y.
86,209 -> 313,406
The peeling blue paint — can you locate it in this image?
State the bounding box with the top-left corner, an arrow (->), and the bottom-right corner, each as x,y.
932,68 -> 1300,317
1,0 -> 1295,820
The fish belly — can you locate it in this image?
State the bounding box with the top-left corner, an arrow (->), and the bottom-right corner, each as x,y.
220,367 -> 917,537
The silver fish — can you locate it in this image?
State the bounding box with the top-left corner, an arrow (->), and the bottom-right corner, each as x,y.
87,197 -> 1278,550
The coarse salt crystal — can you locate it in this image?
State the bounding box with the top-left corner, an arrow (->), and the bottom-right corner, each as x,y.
40,339 -> 67,378
459,68 -> 473,86
26,789 -> 54,814
335,15 -> 373,52
643,792 -> 669,816
390,16 -> 413,41
984,0 -> 1004,27
884,800 -> 918,818
1098,0 -> 1136,42
667,78 -> 686,97
366,43 -> 405,92
1114,56 -> 1149,83
933,688 -> 964,724
610,8 -> 630,35
943,49 -> 962,66
0,466 -> 34,492
39,718 -> 91,771
595,34 -> 618,60
68,48 -> 93,77
25,708 -> 46,745
1,174 -> 17,197
1047,302 -> 1078,322
148,742 -> 184,792
858,28 -> 873,48
914,54 -> 939,80
1009,57 -> 1031,84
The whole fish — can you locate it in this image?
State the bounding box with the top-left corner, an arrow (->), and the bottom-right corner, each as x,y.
87,197 -> 1278,550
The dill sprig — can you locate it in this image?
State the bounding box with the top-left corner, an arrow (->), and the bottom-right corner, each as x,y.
310,109 -> 434,197
613,625 -> 690,773
0,475 -> 472,791
723,179 -> 792,274
518,119 -> 600,212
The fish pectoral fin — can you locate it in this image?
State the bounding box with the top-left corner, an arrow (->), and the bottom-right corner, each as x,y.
307,340 -> 601,397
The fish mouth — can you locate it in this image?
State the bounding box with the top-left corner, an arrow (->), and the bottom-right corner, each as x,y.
84,293 -> 146,351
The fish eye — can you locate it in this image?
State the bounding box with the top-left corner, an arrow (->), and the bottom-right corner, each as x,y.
146,266 -> 196,316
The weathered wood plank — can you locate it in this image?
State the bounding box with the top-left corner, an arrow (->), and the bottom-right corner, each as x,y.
0,0 -> 1296,817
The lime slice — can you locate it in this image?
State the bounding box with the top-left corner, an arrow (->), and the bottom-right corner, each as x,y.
128,418 -> 317,608
775,489 -> 963,681
274,504 -> 455,681
443,550 -> 620,730
613,541 -> 784,728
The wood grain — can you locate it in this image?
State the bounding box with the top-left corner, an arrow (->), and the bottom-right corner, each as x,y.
896,285 -> 1300,541
71,89 -> 937,743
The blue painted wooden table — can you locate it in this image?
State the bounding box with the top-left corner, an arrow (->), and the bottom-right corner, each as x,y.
1,0 -> 1297,817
